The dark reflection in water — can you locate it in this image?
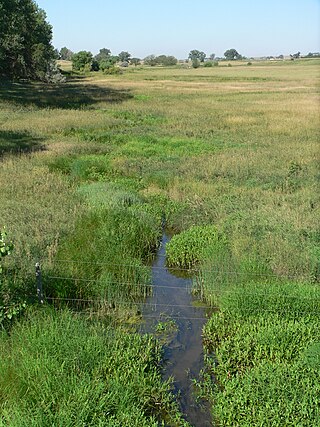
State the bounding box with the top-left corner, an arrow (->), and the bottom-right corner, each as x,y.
140,234 -> 212,427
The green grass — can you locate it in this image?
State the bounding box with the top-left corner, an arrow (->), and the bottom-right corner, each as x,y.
0,59 -> 319,425
199,281 -> 320,426
0,308 -> 190,426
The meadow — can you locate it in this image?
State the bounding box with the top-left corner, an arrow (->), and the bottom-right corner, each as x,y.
0,59 -> 319,425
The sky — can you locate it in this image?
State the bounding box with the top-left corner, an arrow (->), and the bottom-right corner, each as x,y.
36,0 -> 320,59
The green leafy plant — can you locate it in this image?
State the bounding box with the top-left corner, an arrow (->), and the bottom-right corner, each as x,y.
0,228 -> 13,273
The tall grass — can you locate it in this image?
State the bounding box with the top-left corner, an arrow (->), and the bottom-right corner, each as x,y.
0,308 -> 190,426
45,182 -> 162,307
0,59 -> 319,424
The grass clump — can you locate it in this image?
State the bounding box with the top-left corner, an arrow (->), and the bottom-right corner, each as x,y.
0,308 -> 189,426
48,198 -> 162,303
166,225 -> 225,269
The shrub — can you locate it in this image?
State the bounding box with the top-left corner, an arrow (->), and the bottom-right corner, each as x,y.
192,59 -> 200,69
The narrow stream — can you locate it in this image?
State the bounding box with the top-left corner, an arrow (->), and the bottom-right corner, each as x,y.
140,233 -> 212,427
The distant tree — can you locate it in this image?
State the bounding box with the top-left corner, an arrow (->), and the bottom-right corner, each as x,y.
189,50 -> 206,62
144,55 -> 158,66
306,52 -> 320,58
290,51 -> 301,60
99,56 -> 118,71
153,55 -> 178,66
60,47 -> 73,61
118,51 -> 131,62
72,51 -> 93,72
95,48 -> 111,63
130,57 -> 141,66
0,0 -> 55,80
209,53 -> 216,60
161,55 -> 178,66
224,48 -> 242,60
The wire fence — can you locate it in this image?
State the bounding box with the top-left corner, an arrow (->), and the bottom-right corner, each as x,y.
27,258 -> 319,324
49,258 -> 307,279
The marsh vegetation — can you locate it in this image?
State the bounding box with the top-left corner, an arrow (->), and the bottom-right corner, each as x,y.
0,59 -> 319,425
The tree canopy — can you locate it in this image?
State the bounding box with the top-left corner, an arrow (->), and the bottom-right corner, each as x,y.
118,51 -> 131,62
224,48 -> 242,60
72,51 -> 93,72
188,50 -> 206,63
0,0 -> 55,80
143,54 -> 177,66
60,47 -> 73,61
95,48 -> 112,63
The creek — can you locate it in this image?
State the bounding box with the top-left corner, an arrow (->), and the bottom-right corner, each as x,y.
140,233 -> 212,427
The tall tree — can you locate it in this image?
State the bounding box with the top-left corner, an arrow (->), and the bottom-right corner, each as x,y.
0,0 -> 55,80
60,47 -> 73,61
143,55 -> 158,66
95,48 -> 111,63
188,50 -> 206,63
130,57 -> 141,66
224,48 -> 242,60
118,51 -> 131,62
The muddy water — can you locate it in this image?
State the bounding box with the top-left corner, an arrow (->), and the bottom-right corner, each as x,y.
140,233 -> 212,427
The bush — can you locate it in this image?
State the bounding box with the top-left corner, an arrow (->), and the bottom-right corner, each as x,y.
104,66 -> 121,75
203,61 -> 213,67
192,59 -> 200,69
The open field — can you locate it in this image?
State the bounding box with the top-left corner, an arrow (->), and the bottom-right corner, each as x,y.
0,59 -> 319,425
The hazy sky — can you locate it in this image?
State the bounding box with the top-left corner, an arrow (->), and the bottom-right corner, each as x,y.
36,0 -> 320,59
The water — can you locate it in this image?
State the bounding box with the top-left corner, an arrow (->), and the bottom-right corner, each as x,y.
140,233 -> 212,427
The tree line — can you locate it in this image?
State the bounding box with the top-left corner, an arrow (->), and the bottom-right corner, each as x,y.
1,0 -> 312,82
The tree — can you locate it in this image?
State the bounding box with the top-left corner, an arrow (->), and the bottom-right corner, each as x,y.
130,57 -> 141,66
118,51 -> 131,62
158,55 -> 177,66
209,53 -> 216,60
72,51 -> 93,72
0,0 -> 55,80
188,50 -> 206,63
99,56 -> 118,71
144,55 -> 158,66
290,51 -> 301,60
60,47 -> 73,61
95,48 -> 111,63
224,49 -> 242,60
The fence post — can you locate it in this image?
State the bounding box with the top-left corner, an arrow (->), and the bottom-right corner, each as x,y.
35,262 -> 44,304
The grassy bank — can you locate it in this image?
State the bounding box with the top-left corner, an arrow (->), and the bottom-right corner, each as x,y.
0,308 -> 189,426
0,59 -> 319,425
